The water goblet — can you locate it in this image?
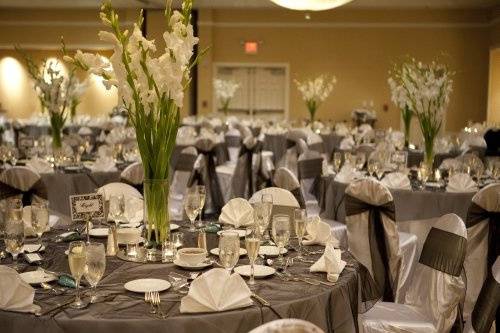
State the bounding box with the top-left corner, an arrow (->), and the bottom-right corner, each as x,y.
31,202 -> 49,246
84,242 -> 106,303
218,231 -> 240,273
195,185 -> 206,228
245,228 -> 261,287
332,152 -> 342,172
293,209 -> 307,260
68,241 -> 88,309
5,202 -> 24,271
184,189 -> 200,232
272,214 -> 290,266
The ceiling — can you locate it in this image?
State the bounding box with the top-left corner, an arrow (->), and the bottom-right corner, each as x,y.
0,0 -> 498,9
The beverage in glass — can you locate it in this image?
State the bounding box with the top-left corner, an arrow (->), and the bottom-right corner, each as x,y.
218,231 -> 240,273
68,241 -> 88,309
272,214 -> 290,265
84,242 -> 106,303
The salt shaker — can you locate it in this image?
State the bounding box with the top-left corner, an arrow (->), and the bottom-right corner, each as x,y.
106,224 -> 118,256
197,230 -> 207,251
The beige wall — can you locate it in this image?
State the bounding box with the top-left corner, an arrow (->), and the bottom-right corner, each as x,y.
198,8 -> 491,132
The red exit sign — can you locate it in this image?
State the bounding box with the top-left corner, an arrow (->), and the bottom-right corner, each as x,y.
244,41 -> 258,54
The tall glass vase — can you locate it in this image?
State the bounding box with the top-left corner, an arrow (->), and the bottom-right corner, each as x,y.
423,136 -> 435,170
51,127 -> 62,149
143,179 -> 170,261
401,106 -> 413,148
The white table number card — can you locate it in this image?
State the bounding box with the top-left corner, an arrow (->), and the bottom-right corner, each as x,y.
69,193 -> 105,222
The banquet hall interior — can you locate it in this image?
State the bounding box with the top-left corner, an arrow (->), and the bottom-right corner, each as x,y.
0,0 -> 499,332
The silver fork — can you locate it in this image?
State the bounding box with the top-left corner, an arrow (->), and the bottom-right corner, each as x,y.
145,292 -> 156,315
152,292 -> 167,319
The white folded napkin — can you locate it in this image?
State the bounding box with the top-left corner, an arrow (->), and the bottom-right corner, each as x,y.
124,197 -> 143,223
88,156 -> 117,172
446,173 -> 478,193
302,216 -> 338,247
25,157 -> 53,174
381,172 -> 411,190
310,243 -> 346,282
335,123 -> 350,137
0,266 -> 41,313
219,198 -> 254,228
439,158 -> 463,171
180,268 -> 253,313
334,165 -> 361,184
339,136 -> 355,150
434,137 -> 453,154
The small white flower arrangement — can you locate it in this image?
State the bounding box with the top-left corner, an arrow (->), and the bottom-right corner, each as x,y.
294,75 -> 336,122
213,78 -> 240,116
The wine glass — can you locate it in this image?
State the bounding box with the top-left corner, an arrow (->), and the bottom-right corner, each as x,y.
31,202 -> 49,247
218,231 -> 240,273
68,241 -> 88,309
332,152 -> 342,172
245,228 -> 261,287
418,164 -> 430,188
84,242 -> 106,303
261,194 -> 273,241
109,194 -> 125,224
272,214 -> 290,266
367,159 -> 376,177
355,152 -> 366,171
195,185 -> 206,228
184,189 -> 200,232
5,200 -> 24,270
293,209 -> 307,260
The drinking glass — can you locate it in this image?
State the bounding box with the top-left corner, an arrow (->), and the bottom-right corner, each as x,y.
31,202 -> 49,246
184,190 -> 200,232
5,202 -> 24,270
355,152 -> 366,171
195,185 -> 206,228
418,164 -> 430,188
109,194 -> 125,223
367,159 -> 376,177
68,241 -> 88,309
84,242 -> 106,303
333,152 -> 342,172
218,231 -> 240,273
293,209 -> 307,260
245,228 -> 261,286
272,214 -> 290,265
261,194 -> 273,240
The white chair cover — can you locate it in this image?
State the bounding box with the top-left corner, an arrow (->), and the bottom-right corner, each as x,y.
277,130 -> 308,176
249,319 -> 324,333
346,178 -> 417,303
464,184 -> 500,317
249,187 -> 300,220
359,213 -> 467,333
97,182 -> 143,201
224,127 -> 242,164
273,167 -> 305,209
0,166 -> 47,205
169,146 -> 198,221
120,162 -> 143,186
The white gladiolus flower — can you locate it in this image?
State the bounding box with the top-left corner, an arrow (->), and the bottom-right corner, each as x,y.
294,75 -> 336,121
213,78 -> 240,109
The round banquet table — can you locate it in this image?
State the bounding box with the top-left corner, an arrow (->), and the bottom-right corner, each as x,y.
316,175 -> 476,254
40,171 -> 121,216
0,218 -> 365,333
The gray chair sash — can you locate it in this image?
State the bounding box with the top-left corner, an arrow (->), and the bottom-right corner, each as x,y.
308,142 -> 324,154
471,260 -> 500,333
175,153 -> 198,172
298,158 -> 323,200
239,141 -> 263,197
0,179 -> 48,206
290,187 -> 306,209
225,135 -> 241,148
345,194 -> 396,302
466,202 -> 499,270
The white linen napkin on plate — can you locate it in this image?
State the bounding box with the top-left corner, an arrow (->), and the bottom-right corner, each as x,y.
334,165 -> 361,184
25,157 -> 53,174
446,173 -> 478,193
310,243 -> 346,282
180,268 -> 253,313
302,216 -> 338,247
381,172 -> 411,190
0,266 -> 40,313
219,198 -> 254,228
88,156 -> 117,172
339,136 -> 355,150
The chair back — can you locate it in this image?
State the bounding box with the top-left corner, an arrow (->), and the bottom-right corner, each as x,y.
120,162 -> 144,187
405,213 -> 467,333
273,167 -> 305,209
0,166 -> 47,206
249,319 -> 324,333
297,150 -> 323,203
249,187 -> 300,220
224,127 -> 242,164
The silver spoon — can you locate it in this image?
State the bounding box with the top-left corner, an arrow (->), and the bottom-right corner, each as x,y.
40,282 -> 64,295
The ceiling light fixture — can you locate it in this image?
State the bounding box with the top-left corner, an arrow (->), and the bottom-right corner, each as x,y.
269,0 -> 354,11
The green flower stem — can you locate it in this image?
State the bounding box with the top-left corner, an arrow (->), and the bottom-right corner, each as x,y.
402,105 -> 413,148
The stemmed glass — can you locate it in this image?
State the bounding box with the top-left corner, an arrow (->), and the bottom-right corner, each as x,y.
332,152 -> 342,173
367,159 -> 377,177
355,152 -> 366,171
5,199 -> 24,271
245,228 -> 261,287
293,209 -> 307,260
184,189 -> 200,232
68,241 -> 88,309
272,214 -> 290,266
195,185 -> 206,228
76,144 -> 86,165
218,231 -> 240,273
84,242 -> 106,303
31,202 -> 49,247
418,164 -> 430,189
109,194 -> 125,224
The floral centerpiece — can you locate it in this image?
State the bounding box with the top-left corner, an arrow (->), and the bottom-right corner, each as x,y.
64,0 -> 201,255
18,52 -> 86,149
388,64 -> 414,148
213,78 -> 240,117
388,58 -> 453,168
294,75 -> 336,123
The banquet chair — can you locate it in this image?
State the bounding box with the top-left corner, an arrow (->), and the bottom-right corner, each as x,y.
345,178 -> 417,303
277,129 -> 308,176
224,127 -> 242,164
273,167 -> 306,209
358,213 -> 467,333
297,150 -> 323,216
249,319 -> 324,333
464,183 -> 500,317
120,162 -> 144,193
306,131 -> 325,155
464,256 -> 499,333
169,146 -> 198,220
0,166 -> 48,206
249,187 -> 300,220
97,182 -> 142,201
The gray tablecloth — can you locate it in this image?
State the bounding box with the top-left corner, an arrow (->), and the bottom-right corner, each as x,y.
41,171 -> 121,216
263,134 -> 287,164
320,134 -> 344,160
0,221 -> 364,333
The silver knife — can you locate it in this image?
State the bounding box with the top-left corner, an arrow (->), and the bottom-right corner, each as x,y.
251,293 -> 270,306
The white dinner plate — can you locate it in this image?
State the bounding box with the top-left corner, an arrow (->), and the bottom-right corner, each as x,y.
89,228 -> 109,238
210,247 -> 247,257
124,278 -> 171,293
170,223 -> 180,231
259,246 -> 288,257
234,265 -> 276,278
217,229 -> 249,238
23,244 -> 45,253
19,270 -> 58,285
425,182 -> 442,188
173,259 -> 213,270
